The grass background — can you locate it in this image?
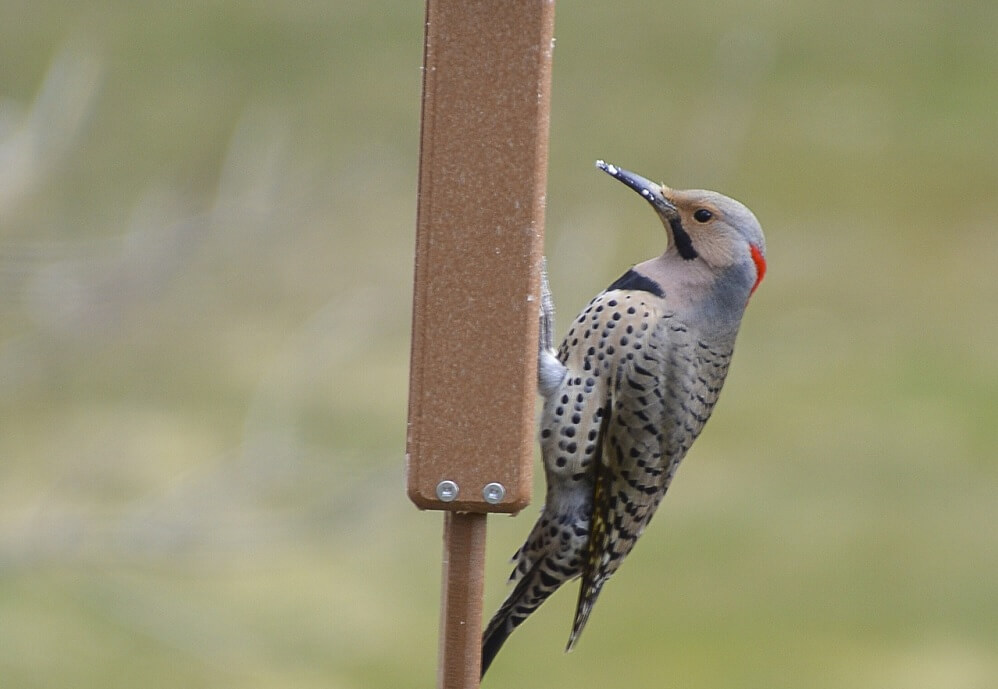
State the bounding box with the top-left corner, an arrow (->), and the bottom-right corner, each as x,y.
1,1 -> 997,687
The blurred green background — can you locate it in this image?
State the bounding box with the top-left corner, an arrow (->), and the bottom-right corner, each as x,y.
1,1 -> 996,687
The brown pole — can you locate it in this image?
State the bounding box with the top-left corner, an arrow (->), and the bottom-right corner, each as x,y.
406,0 -> 555,686
438,513 -> 488,689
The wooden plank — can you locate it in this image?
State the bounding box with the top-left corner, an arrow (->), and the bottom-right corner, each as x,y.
406,0 -> 555,513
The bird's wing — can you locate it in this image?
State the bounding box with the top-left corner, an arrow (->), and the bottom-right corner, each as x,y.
568,293 -> 691,648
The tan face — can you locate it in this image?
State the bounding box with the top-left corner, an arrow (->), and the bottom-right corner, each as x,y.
663,189 -> 769,301
660,189 -> 741,269
658,187 -> 767,299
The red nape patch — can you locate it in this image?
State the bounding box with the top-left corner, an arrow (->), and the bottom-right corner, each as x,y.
749,244 -> 767,296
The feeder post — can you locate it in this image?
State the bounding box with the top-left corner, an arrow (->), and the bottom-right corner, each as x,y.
406,0 -> 555,686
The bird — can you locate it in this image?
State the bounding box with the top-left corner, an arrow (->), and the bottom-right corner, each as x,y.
480,161 -> 767,677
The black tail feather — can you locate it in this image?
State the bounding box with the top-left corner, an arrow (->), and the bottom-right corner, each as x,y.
481,560 -> 558,679
480,614 -> 513,678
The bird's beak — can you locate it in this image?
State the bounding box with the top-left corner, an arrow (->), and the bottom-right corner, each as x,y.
596,160 -> 678,218
596,160 -> 699,261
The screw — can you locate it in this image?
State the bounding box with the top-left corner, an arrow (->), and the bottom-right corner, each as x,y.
482,482 -> 506,504
436,480 -> 459,502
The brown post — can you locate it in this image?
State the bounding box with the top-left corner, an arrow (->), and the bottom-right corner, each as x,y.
437,512 -> 488,688
406,0 -> 555,686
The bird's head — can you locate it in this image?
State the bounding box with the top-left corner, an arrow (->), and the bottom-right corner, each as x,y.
596,160 -> 767,308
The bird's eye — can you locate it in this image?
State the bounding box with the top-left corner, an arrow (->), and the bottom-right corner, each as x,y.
693,209 -> 713,223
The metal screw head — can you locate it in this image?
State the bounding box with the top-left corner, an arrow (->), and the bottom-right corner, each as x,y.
436,480 -> 459,502
482,482 -> 506,504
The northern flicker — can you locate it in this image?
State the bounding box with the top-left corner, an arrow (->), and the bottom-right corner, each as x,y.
480,161 -> 767,677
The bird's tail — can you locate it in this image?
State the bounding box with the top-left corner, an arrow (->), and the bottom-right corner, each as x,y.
481,558 -> 565,678
566,575 -> 605,651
